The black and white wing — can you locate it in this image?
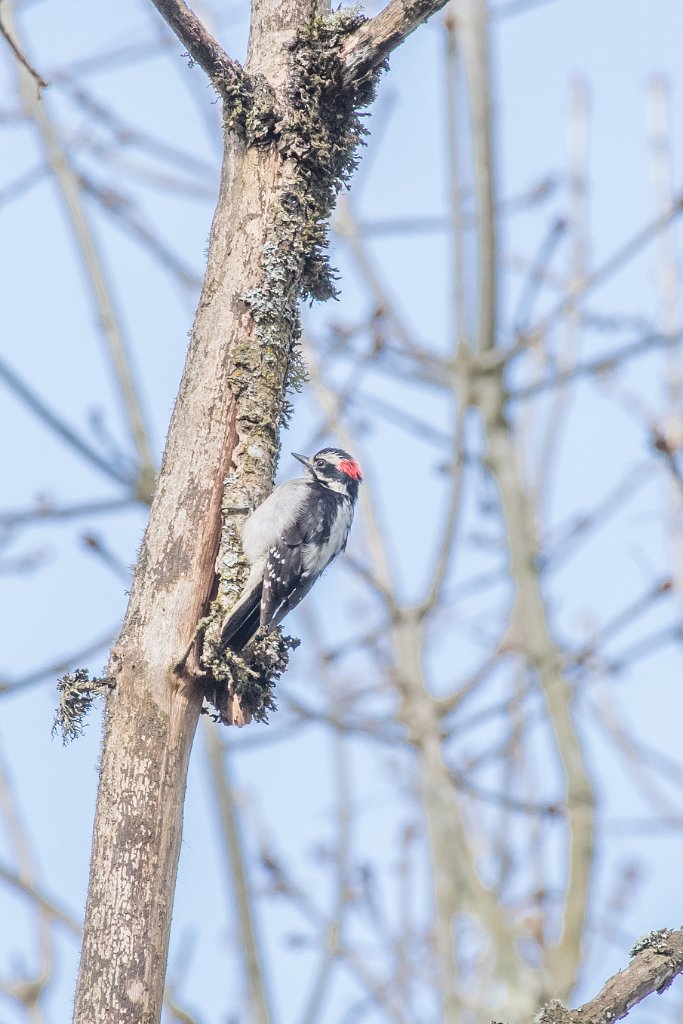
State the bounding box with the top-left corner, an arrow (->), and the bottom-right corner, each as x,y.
260,517 -> 319,629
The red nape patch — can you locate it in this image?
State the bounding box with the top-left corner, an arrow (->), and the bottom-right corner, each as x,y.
339,459 -> 362,480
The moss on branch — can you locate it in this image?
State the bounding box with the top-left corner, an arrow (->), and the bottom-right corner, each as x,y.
53,669 -> 113,744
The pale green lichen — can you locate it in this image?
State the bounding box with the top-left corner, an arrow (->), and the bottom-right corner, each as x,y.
52,668 -> 113,744
203,630 -> 300,724
278,8 -> 379,301
630,929 -> 674,957
223,73 -> 278,144
533,999 -> 573,1024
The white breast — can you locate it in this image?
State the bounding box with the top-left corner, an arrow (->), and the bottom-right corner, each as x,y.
302,500 -> 354,577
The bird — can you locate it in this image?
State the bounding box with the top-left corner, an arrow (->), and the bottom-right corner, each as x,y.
221,447 -> 362,651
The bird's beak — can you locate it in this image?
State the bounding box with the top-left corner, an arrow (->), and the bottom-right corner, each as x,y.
291,451 -> 312,471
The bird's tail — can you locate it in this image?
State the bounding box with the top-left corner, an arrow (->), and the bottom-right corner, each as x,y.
220,583 -> 263,652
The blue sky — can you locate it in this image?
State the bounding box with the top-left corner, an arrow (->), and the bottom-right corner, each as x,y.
1,0 -> 683,1021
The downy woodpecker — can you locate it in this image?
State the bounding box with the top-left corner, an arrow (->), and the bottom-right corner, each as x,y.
221,448 -> 362,651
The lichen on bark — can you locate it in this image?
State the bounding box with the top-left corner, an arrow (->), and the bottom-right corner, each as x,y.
53,668 -> 113,744
199,8 -> 384,724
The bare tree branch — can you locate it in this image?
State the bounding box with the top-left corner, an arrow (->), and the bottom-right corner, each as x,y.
0,863 -> 81,937
0,353 -> 133,488
458,0 -> 497,353
0,627 -> 117,696
476,368 -> 595,999
508,330 -> 683,401
526,193 -> 683,339
8,8 -> 157,499
0,497 -> 136,529
539,929 -> 683,1024
0,747 -> 53,1014
203,724 -> 272,1024
148,0 -> 244,88
0,2 -> 48,91
341,0 -> 450,87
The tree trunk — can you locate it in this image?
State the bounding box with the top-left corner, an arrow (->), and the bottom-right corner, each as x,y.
72,0 -> 448,1019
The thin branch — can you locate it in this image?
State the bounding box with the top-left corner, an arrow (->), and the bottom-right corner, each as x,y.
526,193 -> 683,340
77,174 -> 202,292
449,767 -> 563,818
81,532 -> 133,582
260,847 -> 411,1024
0,162 -> 49,207
648,77 -> 683,619
0,497 -> 136,529
203,725 -> 272,1024
341,0 -> 450,88
444,8 -> 467,347
355,177 -> 558,238
163,990 -> 200,1024
478,378 -> 594,1000
568,577 -> 672,670
508,330 -> 683,401
653,425 -> 683,499
46,36 -> 166,80
0,3 -> 48,91
512,217 -> 567,335
351,388 -> 452,445
298,609 -> 353,1024
147,0 -> 244,88
600,622 -> 683,679
437,633 -> 512,716
0,747 -> 53,1010
333,196 -> 422,355
10,16 -> 157,496
534,79 -> 589,513
0,627 -> 117,696
0,862 -> 81,936
418,403 -> 468,615
62,80 -> 216,179
544,460 -> 655,569
550,928 -> 683,1024
589,696 -> 683,819
0,354 -> 132,488
459,0 -> 497,353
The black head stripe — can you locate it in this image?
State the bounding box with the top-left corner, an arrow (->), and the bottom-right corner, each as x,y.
314,447 -> 353,462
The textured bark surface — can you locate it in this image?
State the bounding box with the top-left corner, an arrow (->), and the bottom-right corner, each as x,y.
536,929 -> 683,1024
72,0 -> 451,1020
73,138 -> 276,1022
341,0 -> 450,85
73,11 -> 323,1023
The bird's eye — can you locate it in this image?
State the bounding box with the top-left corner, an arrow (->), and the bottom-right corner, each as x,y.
315,458 -> 326,469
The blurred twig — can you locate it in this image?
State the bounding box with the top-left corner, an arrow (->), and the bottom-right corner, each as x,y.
0,627 -> 117,696
0,746 -> 53,1016
8,3 -> 157,499
203,723 -> 272,1024
298,608 -> 353,1024
458,0 -> 497,353
526,192 -> 683,340
0,1 -> 48,90
0,354 -> 133,488
648,78 -> 683,615
0,863 -> 80,936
